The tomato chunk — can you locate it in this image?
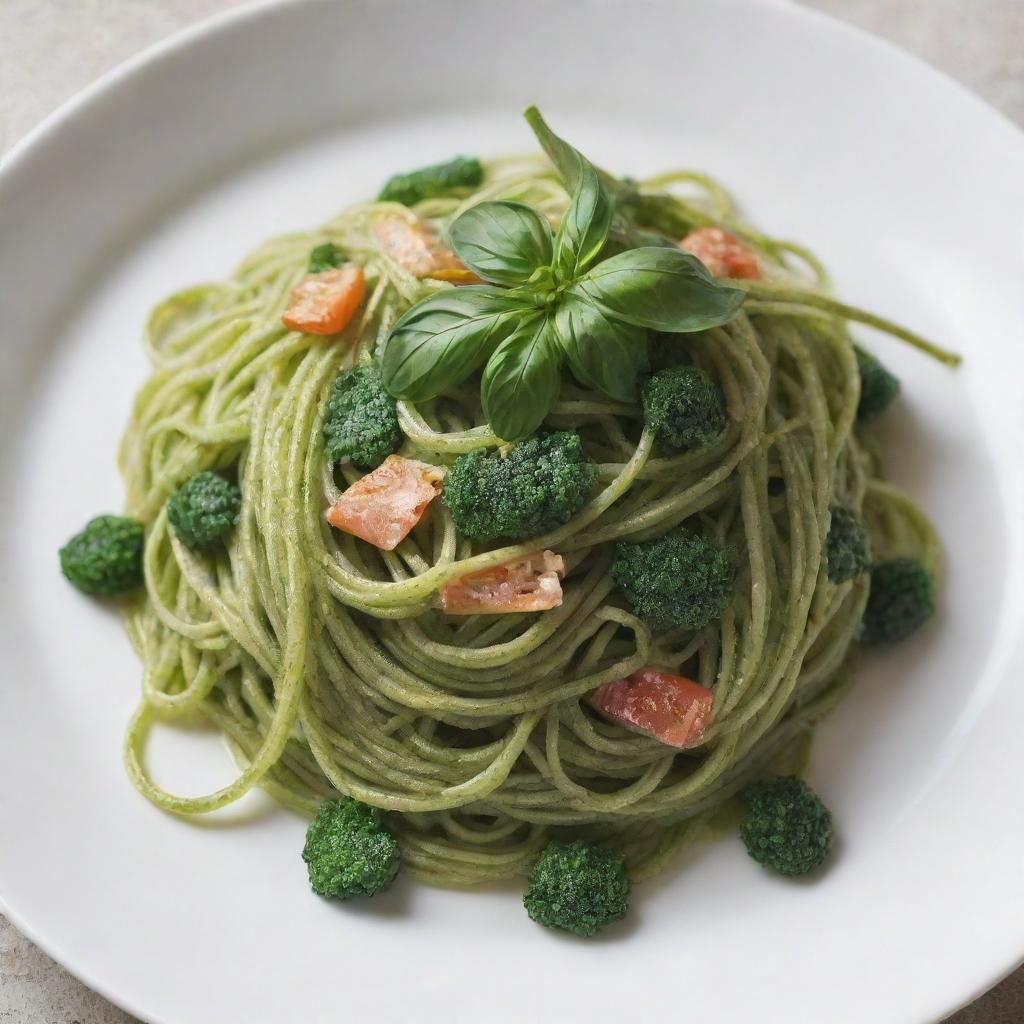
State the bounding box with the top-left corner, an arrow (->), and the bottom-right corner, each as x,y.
680,227 -> 761,280
326,455 -> 443,550
282,265 -> 366,335
373,215 -> 479,282
589,668 -> 714,748
441,551 -> 565,615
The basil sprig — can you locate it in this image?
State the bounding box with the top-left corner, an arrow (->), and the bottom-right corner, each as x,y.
381,107 -> 745,441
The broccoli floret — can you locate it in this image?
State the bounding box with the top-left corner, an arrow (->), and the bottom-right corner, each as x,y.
59,515 -> 144,595
166,472 -> 241,550
523,840 -> 630,937
612,530 -> 734,632
307,242 -> 347,274
855,346 -> 900,423
322,366 -> 402,469
302,797 -> 400,900
861,558 -> 935,645
641,365 -> 727,452
443,432 -> 597,543
825,505 -> 872,584
378,155 -> 484,206
740,776 -> 834,877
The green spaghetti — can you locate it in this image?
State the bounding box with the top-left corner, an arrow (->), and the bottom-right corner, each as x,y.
60,108 -> 957,935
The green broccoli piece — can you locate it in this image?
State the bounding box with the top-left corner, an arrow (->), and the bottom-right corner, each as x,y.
740,776 -> 833,877
641,365 -> 728,452
322,366 -> 402,469
166,472 -> 241,550
302,797 -> 400,900
861,558 -> 935,645
523,840 -> 630,937
307,242 -> 347,274
59,515 -> 144,596
443,432 -> 597,543
612,530 -> 734,632
378,155 -> 484,206
825,505 -> 872,584
855,345 -> 900,423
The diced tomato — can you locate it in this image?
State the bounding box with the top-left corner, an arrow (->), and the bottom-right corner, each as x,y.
282,265 -> 366,335
589,667 -> 714,748
326,455 -> 444,550
440,551 -> 565,615
680,227 -> 761,280
373,215 -> 480,282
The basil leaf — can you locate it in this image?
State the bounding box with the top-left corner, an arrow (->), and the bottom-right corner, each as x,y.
382,287 -> 532,401
448,201 -> 554,286
571,247 -> 745,332
481,314 -> 561,441
553,295 -> 648,402
554,160 -> 613,280
523,107 -> 614,279
523,106 -> 628,200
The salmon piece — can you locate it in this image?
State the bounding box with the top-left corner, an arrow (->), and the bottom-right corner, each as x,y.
282,265 -> 366,335
589,667 -> 714,748
326,455 -> 444,550
440,551 -> 565,614
680,227 -> 761,280
373,215 -> 480,282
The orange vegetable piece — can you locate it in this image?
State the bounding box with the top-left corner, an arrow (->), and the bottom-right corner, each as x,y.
680,227 -> 761,280
373,215 -> 480,282
589,667 -> 714,748
440,551 -> 565,615
326,455 -> 444,550
282,265 -> 366,335
427,266 -> 482,284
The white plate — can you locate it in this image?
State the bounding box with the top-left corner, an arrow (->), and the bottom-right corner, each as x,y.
2,1 -> 1024,1021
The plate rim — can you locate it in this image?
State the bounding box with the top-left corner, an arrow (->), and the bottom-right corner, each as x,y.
2,2 -> 1023,1022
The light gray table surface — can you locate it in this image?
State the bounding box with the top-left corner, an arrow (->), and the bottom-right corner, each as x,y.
1,1 -> 1021,1021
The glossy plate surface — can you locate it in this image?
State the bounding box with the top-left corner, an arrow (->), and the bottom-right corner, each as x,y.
1,1 -> 1023,1021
